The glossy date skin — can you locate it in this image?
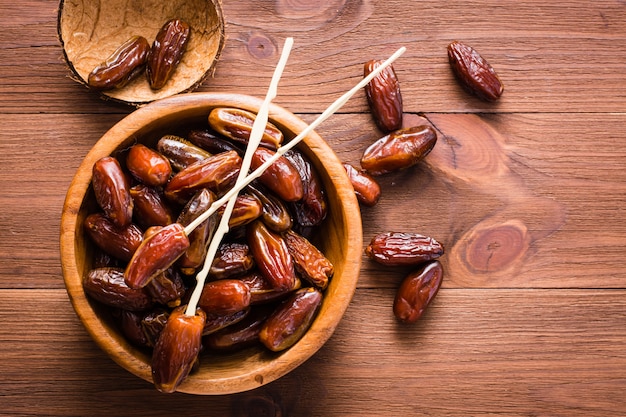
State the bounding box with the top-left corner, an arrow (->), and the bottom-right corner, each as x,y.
83,267 -> 153,311
364,59 -> 403,132
88,36 -> 150,90
125,223 -> 190,289
84,213 -> 143,262
198,279 -> 251,316
247,220 -> 296,292
284,150 -> 327,227
147,19 -> 191,90
209,242 -> 255,279
259,287 -> 323,352
126,144 -> 172,187
365,232 -> 444,266
246,183 -> 292,233
157,135 -> 212,172
447,40 -> 504,102
360,125 -> 437,175
151,306 -> 205,393
394,261 -> 443,324
175,189 -> 218,275
164,150 -> 242,205
92,156 -> 134,228
208,107 -> 283,150
343,163 -> 381,207
251,148 -> 304,202
129,185 -> 175,229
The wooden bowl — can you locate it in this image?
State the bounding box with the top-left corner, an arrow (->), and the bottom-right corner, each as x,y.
57,0 -> 225,105
60,93 -> 363,394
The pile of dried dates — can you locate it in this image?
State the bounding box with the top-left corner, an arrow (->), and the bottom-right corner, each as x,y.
83,106 -> 333,392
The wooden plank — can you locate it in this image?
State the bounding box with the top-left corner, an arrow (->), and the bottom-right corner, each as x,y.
2,1 -> 626,114
1,288 -> 624,416
2,112 -> 626,289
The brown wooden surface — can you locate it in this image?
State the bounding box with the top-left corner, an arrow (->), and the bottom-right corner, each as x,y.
1,0 -> 625,415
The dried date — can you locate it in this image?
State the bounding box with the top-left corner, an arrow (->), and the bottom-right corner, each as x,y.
92,156 -> 134,228
130,185 -> 175,229
125,223 -> 190,289
360,125 -> 437,175
208,107 -> 283,150
251,148 -> 303,202
259,287 -> 323,352
343,163 -> 381,207
284,229 -> 333,290
164,150 -> 242,205
447,40 -> 504,102
157,135 -> 212,171
147,19 -> 191,90
364,59 -> 403,132
394,261 -> 443,323
151,306 -> 205,393
365,232 -> 444,266
88,36 -> 150,90
84,213 -> 143,262
246,220 -> 296,291
83,267 -> 153,311
198,279 -> 252,315
126,144 -> 172,187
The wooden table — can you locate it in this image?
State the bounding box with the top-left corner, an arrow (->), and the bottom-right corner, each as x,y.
2,1 -> 625,415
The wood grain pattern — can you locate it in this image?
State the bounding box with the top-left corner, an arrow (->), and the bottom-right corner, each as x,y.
1,0 -> 626,414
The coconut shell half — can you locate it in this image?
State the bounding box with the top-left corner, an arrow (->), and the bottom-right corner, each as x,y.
58,0 -> 225,105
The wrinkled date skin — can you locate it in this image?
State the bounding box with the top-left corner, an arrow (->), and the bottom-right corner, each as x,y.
210,242 -> 255,280
360,125 -> 437,175
251,148 -> 304,202
247,220 -> 296,292
343,163 -> 381,207
84,213 -> 143,262
151,306 -> 205,393
147,19 -> 191,90
145,268 -> 186,308
92,156 -> 134,228
198,279 -> 252,315
284,150 -> 327,227
364,59 -> 403,133
88,36 -> 150,90
394,261 -> 443,324
447,40 -> 504,102
130,185 -> 175,229
208,107 -> 283,150
83,267 -> 153,311
126,144 -> 172,187
142,309 -> 170,347
284,229 -> 333,290
157,135 -> 212,172
125,223 -> 190,289
164,150 -> 242,205
365,232 -> 444,266
259,287 -> 323,352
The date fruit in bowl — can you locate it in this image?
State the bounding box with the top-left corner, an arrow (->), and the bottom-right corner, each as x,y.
59,92 -> 363,394
57,0 -> 225,105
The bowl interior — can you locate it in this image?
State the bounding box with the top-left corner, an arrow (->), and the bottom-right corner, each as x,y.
60,92 -> 362,394
58,0 -> 225,105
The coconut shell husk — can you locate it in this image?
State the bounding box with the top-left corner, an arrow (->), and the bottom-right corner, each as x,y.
58,0 -> 225,106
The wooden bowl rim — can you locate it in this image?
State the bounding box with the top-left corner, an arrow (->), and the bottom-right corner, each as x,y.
60,92 -> 363,394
